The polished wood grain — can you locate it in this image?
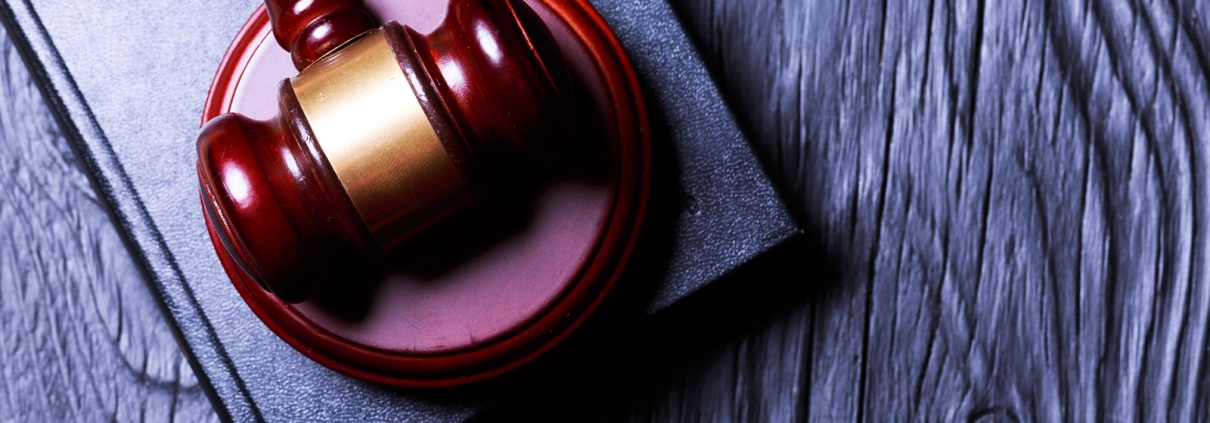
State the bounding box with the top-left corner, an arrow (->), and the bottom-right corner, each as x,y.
10,0 -> 1210,420
398,0 -> 572,169
265,0 -> 377,69
197,0 -> 573,302
197,87 -> 356,302
201,0 -> 646,388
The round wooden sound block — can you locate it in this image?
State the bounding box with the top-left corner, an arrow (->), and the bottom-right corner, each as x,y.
201,0 -> 649,387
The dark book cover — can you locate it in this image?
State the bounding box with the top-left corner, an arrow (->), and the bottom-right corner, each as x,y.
0,0 -> 800,420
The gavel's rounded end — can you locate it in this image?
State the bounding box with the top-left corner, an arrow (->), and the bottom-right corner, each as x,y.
196,113 -> 330,302
203,0 -> 578,303
408,0 -> 575,170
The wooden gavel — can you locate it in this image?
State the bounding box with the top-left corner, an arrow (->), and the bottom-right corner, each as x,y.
197,0 -> 572,302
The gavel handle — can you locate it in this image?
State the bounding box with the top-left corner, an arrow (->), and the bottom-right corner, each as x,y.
264,0 -> 379,70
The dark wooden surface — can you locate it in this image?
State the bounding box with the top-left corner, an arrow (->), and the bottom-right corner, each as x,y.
665,0 -> 1210,421
0,27 -> 218,422
5,0 -> 1210,421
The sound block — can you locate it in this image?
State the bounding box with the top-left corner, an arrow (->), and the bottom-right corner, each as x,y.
203,0 -> 650,387
0,0 -> 801,420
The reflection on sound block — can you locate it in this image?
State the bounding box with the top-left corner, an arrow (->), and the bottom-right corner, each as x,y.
307,106 -> 616,325
199,0 -> 651,387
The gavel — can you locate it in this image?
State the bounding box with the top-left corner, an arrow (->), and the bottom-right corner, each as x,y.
196,0 -> 572,302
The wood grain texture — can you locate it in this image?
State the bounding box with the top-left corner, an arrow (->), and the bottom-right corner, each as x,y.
0,26 -> 217,422
8,0 -> 1210,421
635,0 -> 1210,421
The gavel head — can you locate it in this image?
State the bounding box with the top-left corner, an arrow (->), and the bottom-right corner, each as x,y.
196,0 -> 572,302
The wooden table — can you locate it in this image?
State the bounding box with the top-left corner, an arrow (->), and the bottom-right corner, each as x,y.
3,0 -> 1207,421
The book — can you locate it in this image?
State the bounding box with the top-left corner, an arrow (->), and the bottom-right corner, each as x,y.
0,0 -> 800,420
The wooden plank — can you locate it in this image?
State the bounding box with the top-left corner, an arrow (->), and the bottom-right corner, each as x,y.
0,28 -> 217,422
649,0 -> 1210,421
7,0 -> 1210,421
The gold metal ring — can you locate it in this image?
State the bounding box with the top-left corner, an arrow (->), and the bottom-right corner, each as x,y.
292,29 -> 471,248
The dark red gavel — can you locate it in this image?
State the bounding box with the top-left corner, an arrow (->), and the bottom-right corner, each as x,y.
196,0 -> 572,302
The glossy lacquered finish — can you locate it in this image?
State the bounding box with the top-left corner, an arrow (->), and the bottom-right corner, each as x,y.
199,87 -> 357,302
197,0 -> 572,302
265,0 -> 377,70
200,0 -> 649,388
